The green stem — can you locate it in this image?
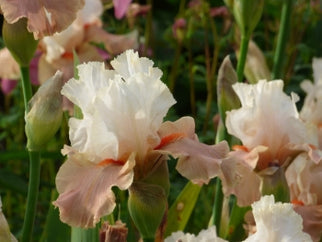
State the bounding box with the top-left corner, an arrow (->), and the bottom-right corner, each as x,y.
168,42 -> 182,92
19,66 -> 42,242
21,151 -> 41,242
20,66 -> 32,112
236,34 -> 250,83
210,178 -> 223,234
188,40 -> 196,117
225,197 -> 250,241
272,0 -> 293,80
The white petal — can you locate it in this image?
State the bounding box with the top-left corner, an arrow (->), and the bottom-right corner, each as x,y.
226,80 -> 308,156
244,195 -> 312,242
61,62 -> 115,113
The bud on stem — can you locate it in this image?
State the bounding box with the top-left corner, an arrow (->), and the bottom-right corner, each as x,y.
260,166 -> 290,203
128,182 -> 167,240
25,71 -> 64,151
2,18 -> 38,67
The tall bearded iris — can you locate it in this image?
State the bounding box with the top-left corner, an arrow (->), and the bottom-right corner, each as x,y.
220,80 -> 321,206
53,50 -> 229,228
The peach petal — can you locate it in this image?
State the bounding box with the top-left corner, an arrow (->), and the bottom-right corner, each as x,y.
294,205 -> 322,242
53,154 -> 135,228
220,152 -> 261,206
85,25 -> 139,55
0,0 -> 85,39
156,117 -> 229,185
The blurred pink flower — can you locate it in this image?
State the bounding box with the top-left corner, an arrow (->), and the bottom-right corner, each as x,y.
1,79 -> 17,95
126,3 -> 151,18
0,0 -> 85,39
210,6 -> 229,18
38,0 -> 139,87
53,50 -> 229,228
113,0 -> 132,19
0,48 -> 19,94
172,18 -> 187,40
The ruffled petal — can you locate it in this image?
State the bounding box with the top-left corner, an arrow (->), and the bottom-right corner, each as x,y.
0,0 -> 85,39
62,52 -> 176,161
226,80 -> 308,155
244,195 -> 312,242
156,117 -> 229,185
61,62 -> 115,112
53,154 -> 135,228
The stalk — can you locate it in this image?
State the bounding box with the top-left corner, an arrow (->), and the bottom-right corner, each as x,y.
236,34 -> 250,83
271,0 -> 293,80
20,66 -> 41,242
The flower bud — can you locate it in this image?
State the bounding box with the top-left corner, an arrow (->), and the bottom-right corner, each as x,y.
242,40 -> 271,84
217,55 -> 241,121
25,71 -> 64,151
2,18 -> 38,67
260,166 -> 290,203
232,0 -> 264,37
128,181 -> 167,240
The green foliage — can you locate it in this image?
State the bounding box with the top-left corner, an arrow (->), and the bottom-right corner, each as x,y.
0,0 -> 321,241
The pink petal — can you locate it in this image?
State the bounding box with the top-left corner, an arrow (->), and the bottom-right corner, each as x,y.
113,0 -> 132,19
0,0 -> 85,39
294,204 -> 322,241
156,117 -> 229,185
1,78 -> 17,94
53,152 -> 135,228
85,25 -> 139,55
220,151 -> 261,206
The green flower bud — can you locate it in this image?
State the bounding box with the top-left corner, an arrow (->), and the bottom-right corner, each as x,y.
142,158 -> 170,197
25,71 -> 64,151
260,166 -> 290,203
217,55 -> 241,121
232,0 -> 264,37
2,18 -> 38,67
128,182 -> 167,240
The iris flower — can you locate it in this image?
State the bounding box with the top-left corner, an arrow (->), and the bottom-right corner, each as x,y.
220,80 -> 320,206
53,50 -> 229,228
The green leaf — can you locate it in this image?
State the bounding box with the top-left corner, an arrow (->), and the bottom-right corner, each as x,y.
71,227 -> 99,242
40,190 -> 70,242
165,181 -> 201,237
0,170 -> 27,195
